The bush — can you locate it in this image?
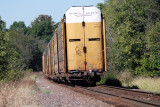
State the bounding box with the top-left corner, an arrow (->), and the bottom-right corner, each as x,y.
117,71 -> 133,86
98,72 -> 122,86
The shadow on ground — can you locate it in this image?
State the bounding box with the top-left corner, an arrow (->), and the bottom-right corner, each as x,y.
104,78 -> 122,87
104,78 -> 138,89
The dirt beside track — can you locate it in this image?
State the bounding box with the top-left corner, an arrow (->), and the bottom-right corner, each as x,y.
36,76 -> 114,107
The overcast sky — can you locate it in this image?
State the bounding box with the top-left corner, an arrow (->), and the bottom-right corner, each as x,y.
0,0 -> 104,28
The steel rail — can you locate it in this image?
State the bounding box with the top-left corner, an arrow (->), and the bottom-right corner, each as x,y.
74,85 -> 160,107
100,85 -> 160,96
44,77 -> 160,107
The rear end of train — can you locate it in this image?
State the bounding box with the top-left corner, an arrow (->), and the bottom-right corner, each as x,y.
42,6 -> 107,85
65,6 -> 107,84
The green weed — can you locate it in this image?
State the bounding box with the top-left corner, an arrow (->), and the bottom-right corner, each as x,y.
42,89 -> 50,94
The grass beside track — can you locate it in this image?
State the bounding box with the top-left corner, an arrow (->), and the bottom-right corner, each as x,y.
118,72 -> 160,93
0,72 -> 41,107
99,72 -> 160,93
131,77 -> 160,93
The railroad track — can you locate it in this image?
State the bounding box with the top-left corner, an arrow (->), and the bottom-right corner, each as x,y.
75,85 -> 160,107
44,77 -> 160,107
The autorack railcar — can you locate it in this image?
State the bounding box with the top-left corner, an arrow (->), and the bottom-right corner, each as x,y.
42,6 -> 107,85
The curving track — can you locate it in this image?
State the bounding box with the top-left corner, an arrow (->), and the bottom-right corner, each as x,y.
77,85 -> 160,107
45,77 -> 160,107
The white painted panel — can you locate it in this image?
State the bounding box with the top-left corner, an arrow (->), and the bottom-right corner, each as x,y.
84,7 -> 101,22
65,6 -> 101,23
66,7 -> 83,23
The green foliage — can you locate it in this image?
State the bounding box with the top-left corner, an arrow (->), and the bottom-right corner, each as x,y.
0,14 -> 56,81
0,17 -> 46,82
27,15 -> 56,41
135,22 -> 160,76
98,72 -> 122,86
29,45 -> 43,71
42,89 -> 50,94
9,31 -> 46,71
0,31 -> 9,74
103,0 -> 160,76
0,16 -> 6,31
0,31 -> 24,81
10,21 -> 27,34
96,3 -> 105,11
9,31 -> 45,69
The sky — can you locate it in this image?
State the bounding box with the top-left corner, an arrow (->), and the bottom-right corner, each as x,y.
0,0 -> 104,28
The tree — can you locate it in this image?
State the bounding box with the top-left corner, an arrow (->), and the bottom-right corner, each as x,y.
9,30 -> 46,69
96,3 -> 105,11
29,45 -> 42,71
0,19 -> 24,81
0,16 -> 6,31
28,15 -> 56,41
0,18 -> 7,75
10,21 -> 27,34
103,0 -> 160,76
0,31 -> 8,74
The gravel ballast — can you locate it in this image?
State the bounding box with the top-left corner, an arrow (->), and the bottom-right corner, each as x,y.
36,77 -> 114,107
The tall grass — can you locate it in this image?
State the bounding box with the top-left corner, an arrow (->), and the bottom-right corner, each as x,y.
117,71 -> 160,93
101,71 -> 160,93
131,77 -> 160,93
117,71 -> 133,87
0,72 -> 39,107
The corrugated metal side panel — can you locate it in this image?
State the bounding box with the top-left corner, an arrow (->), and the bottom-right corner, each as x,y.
57,22 -> 64,73
43,52 -> 46,74
51,37 -> 55,75
50,38 -> 53,75
42,54 -> 44,74
47,46 -> 49,75
54,32 -> 58,73
49,42 -> 52,76
48,43 -> 51,76
62,19 -> 67,73
44,50 -> 47,74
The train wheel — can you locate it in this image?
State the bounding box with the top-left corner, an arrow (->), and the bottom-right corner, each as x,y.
96,76 -> 101,82
70,80 -> 76,84
85,77 -> 96,86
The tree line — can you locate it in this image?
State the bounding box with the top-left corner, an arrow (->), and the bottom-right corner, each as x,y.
97,0 -> 160,76
0,0 -> 160,82
0,15 -> 58,81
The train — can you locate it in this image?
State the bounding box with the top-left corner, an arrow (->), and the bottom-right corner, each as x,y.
42,6 -> 107,85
